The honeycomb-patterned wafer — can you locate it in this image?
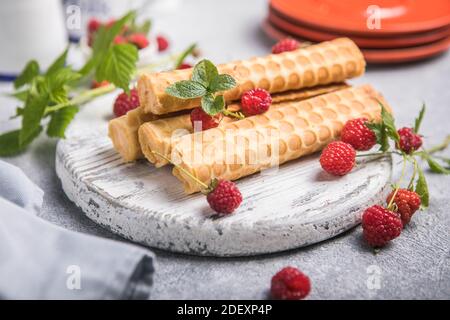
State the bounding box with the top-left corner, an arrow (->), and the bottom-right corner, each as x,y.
108,107 -> 186,162
171,85 -> 391,194
138,84 -> 348,167
138,38 -> 365,115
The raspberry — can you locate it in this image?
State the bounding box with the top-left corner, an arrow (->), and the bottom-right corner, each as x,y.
113,88 -> 140,117
91,80 -> 109,89
128,33 -> 149,49
206,180 -> 242,214
319,141 -> 356,176
272,38 -> 300,54
341,118 -> 376,151
240,88 -> 272,116
397,127 -> 423,154
88,18 -> 102,34
190,107 -> 222,131
386,189 -> 421,225
362,205 -> 403,247
271,267 -> 311,300
177,63 -> 192,70
113,35 -> 128,45
156,35 -> 169,52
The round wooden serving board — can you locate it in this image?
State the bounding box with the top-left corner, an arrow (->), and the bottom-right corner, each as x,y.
56,98 -> 392,256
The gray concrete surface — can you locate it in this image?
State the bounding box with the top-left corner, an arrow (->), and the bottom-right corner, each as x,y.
1,0 -> 449,299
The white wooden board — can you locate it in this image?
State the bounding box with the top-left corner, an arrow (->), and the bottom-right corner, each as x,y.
55,98 -> 392,256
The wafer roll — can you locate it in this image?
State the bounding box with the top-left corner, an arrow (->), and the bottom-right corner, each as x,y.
171,85 -> 390,194
138,38 -> 365,115
139,84 -> 348,167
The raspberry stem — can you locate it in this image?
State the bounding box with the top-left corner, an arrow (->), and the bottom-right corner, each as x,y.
222,109 -> 245,120
387,155 -> 407,210
355,151 -> 400,157
149,150 -> 209,190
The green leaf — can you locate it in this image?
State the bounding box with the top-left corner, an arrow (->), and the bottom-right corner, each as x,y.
10,89 -> 29,102
366,122 -> 389,152
414,103 -> 426,134
14,60 -> 40,89
46,105 -> 79,138
95,43 -> 138,92
174,43 -> 197,69
0,126 -> 42,156
201,94 -> 225,116
380,103 -> 399,142
192,59 -> 218,89
129,18 -> 151,35
210,74 -> 237,92
19,81 -> 49,146
426,156 -> 450,174
165,80 -> 207,99
46,67 -> 81,104
46,48 -> 68,76
415,166 -> 429,208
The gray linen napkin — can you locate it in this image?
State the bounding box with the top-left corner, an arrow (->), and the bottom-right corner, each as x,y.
0,160 -> 155,299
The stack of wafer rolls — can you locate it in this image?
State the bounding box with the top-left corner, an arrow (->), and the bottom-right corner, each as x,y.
171,85 -> 391,194
138,83 -> 348,167
137,37 -> 365,115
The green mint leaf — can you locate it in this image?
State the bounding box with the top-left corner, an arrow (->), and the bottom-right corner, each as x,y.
415,166 -> 429,208
165,80 -> 206,99
46,105 -> 79,138
201,93 -> 225,116
46,48 -> 68,76
95,43 -> 138,93
80,11 -> 136,76
10,89 -> 30,102
426,155 -> 450,174
414,103 -> 426,134
19,80 -> 49,146
0,126 -> 42,156
192,59 -> 218,89
14,60 -> 40,89
366,122 -> 389,152
210,74 -> 237,92
380,103 -> 399,142
174,43 -> 197,69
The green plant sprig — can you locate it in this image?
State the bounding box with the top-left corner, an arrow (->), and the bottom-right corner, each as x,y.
165,59 -> 243,119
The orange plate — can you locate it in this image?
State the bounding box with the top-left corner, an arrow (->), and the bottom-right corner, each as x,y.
268,9 -> 450,49
262,20 -> 450,64
270,0 -> 450,36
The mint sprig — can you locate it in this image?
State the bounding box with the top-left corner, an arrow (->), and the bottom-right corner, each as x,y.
165,59 -> 237,116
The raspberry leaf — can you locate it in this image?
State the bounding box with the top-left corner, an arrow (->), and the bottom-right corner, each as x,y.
415,167 -> 429,208
46,48 -> 69,77
366,122 -> 389,152
46,105 -> 79,138
95,43 -> 138,93
425,155 -> 450,174
201,94 -> 225,116
210,74 -> 237,92
192,59 -> 218,89
380,103 -> 399,143
165,80 -> 206,99
0,126 -> 42,157
14,60 -> 40,89
174,43 -> 197,69
414,103 -> 426,134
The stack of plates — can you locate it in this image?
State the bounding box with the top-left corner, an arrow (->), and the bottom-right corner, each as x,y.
263,0 -> 450,63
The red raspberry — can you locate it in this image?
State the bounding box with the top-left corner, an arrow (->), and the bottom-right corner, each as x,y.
271,267 -> 311,300
341,118 -> 376,151
362,205 -> 403,247
386,189 -> 421,225
397,127 -> 423,154
113,88 -> 140,117
128,33 -> 149,49
177,63 -> 192,70
113,35 -> 128,45
91,80 -> 110,89
87,18 -> 102,34
156,35 -> 169,52
206,180 -> 242,214
240,88 -> 272,116
272,38 -> 300,54
190,107 -> 222,131
319,141 -> 356,176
